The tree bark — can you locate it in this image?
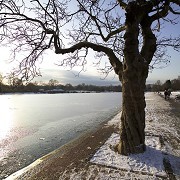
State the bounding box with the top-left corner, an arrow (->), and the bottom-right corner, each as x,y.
116,78 -> 146,155
116,2 -> 150,155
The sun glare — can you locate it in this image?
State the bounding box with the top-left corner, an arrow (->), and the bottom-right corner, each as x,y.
0,97 -> 13,140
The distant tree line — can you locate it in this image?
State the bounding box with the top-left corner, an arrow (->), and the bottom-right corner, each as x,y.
1,73 -> 179,94
0,75 -> 122,93
146,77 -> 180,92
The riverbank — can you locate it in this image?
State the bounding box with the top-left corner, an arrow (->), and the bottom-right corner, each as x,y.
5,115 -> 120,180
5,92 -> 180,179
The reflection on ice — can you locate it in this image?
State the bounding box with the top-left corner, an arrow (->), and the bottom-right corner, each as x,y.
0,98 -> 13,140
0,93 -> 122,180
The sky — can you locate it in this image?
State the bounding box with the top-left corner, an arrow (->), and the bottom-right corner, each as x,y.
0,1 -> 179,86
0,47 -> 179,86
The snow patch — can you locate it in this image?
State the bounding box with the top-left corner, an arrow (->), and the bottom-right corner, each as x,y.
107,112 -> 121,127
90,133 -> 166,177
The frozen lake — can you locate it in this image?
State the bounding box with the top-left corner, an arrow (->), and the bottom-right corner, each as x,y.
0,92 -> 122,178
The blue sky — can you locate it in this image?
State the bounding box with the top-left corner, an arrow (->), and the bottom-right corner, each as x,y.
147,47 -> 179,84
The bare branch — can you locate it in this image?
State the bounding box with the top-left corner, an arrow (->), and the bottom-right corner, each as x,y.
157,36 -> 180,51
0,12 -> 47,30
169,6 -> 180,14
170,0 -> 180,6
75,0 -> 126,42
117,0 -> 127,9
0,0 -> 179,81
150,1 -> 170,22
55,41 -> 123,76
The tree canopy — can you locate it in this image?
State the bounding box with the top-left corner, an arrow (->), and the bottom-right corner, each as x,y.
0,0 -> 180,155
0,0 -> 179,81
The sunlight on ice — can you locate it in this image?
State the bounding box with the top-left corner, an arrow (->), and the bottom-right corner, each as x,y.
0,98 -> 13,140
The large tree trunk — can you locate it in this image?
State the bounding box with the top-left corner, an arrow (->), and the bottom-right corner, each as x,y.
116,77 -> 146,155
116,2 -> 151,155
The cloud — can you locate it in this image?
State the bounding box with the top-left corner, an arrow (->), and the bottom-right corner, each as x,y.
34,69 -> 120,86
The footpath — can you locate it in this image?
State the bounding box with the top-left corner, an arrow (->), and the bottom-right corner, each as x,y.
6,92 -> 180,180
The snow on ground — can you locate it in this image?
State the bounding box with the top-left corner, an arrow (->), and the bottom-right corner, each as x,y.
89,92 -> 180,179
171,91 -> 180,102
55,92 -> 180,179
90,133 -> 166,177
159,91 -> 180,102
58,92 -> 180,180
107,112 -> 121,128
171,91 -> 180,96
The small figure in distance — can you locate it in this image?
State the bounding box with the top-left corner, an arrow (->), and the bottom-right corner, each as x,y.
164,89 -> 168,100
167,89 -> 172,99
175,94 -> 180,101
164,89 -> 171,100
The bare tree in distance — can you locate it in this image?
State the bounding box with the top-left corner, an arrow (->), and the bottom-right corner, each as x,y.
0,0 -> 180,155
48,79 -> 59,87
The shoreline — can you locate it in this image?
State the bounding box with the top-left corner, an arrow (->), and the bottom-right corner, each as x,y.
6,113 -> 120,180
3,111 -> 121,180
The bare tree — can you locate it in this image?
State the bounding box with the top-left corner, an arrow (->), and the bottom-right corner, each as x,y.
0,73 -> 3,92
48,79 -> 59,87
7,72 -> 23,88
0,73 -> 3,84
153,80 -> 162,92
0,0 -> 179,155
